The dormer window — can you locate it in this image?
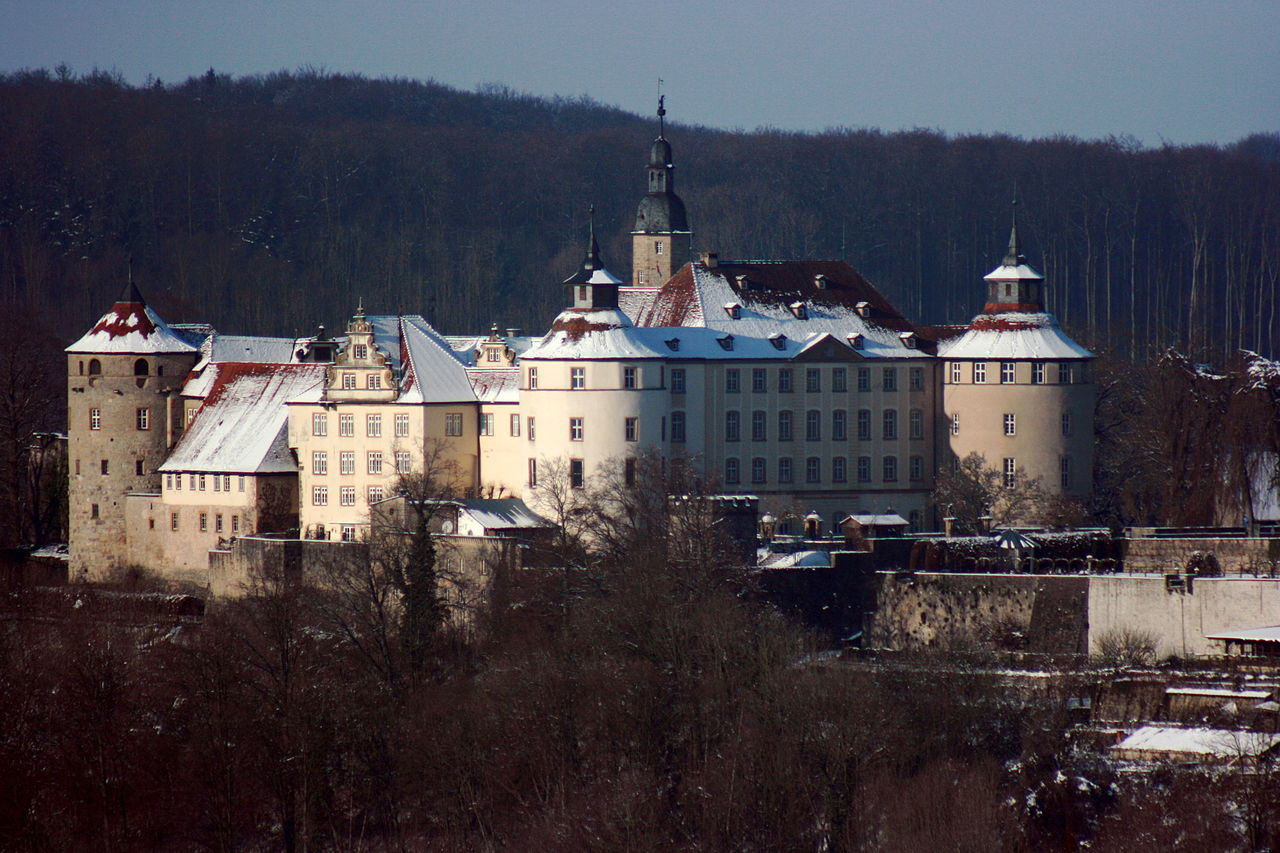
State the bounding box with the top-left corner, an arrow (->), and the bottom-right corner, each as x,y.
848,334 -> 864,350
665,338 -> 681,352
724,303 -> 741,319
814,274 -> 828,290
789,301 -> 807,320
899,332 -> 918,349
735,275 -> 751,291
354,344 -> 368,360
717,335 -> 734,351
769,334 -> 787,350
855,301 -> 871,319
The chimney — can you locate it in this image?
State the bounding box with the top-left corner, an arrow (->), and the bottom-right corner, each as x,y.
699,252 -> 719,269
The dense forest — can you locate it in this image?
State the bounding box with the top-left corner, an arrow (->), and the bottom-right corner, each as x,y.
0,68 -> 1277,362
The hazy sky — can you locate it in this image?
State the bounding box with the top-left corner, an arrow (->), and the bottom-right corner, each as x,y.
1,0 -> 1275,145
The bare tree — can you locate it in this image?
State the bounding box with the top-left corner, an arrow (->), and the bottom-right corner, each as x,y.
933,452 -> 1047,533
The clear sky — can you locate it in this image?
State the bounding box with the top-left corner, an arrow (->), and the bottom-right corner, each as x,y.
1,0 -> 1275,145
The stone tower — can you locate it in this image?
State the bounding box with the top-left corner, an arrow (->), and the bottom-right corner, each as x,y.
630,96 -> 692,287
66,283 -> 200,579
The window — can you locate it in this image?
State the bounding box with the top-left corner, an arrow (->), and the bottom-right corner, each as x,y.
87,358 -> 101,375
1032,363 -> 1045,384
136,408 -> 150,430
909,367 -> 924,392
312,412 -> 327,436
170,512 -> 179,531
367,374 -> 381,390
238,475 -> 245,492
974,363 -> 987,383
367,452 -> 382,475
909,409 -> 924,440
1058,363 -> 1073,384
752,368 -> 767,393
199,513 -> 208,532
882,368 -> 897,392
340,451 -> 355,475
135,459 -> 144,476
528,367 -> 538,389
832,409 -> 847,441
951,413 -> 960,435
882,409 -> 897,440
165,473 -> 173,489
625,457 -> 637,486
133,358 -> 148,376
751,457 -> 767,484
99,458 -> 109,475
223,475 -> 231,491
832,456 -> 847,483
655,240 -> 664,254
725,457 -> 740,485
909,455 -> 923,482
1061,412 -> 1073,436
857,409 -> 872,441
1061,456 -> 1073,490
366,414 -> 381,437
486,348 -> 500,363
354,344 -> 368,360
313,485 -> 328,505
778,368 -> 793,393
833,368 -> 847,393
725,411 -> 740,442
806,410 -> 821,442
90,408 -> 101,430
339,414 -> 354,436
950,362 -> 961,383
479,413 -> 494,436
1003,458 -> 1017,488
213,474 -> 221,491
625,417 -> 638,442
527,416 -> 536,440
671,411 -> 686,443
857,368 -> 870,392
883,456 -> 898,482
395,413 -> 410,436
806,369 -> 821,393
342,373 -> 357,390
341,525 -> 357,542
805,457 -> 821,484
1001,362 -> 1016,384
571,367 -> 585,389
570,417 -> 584,441
726,369 -> 740,393
445,413 -> 463,436
570,459 -> 584,489
340,486 -> 356,506
623,366 -> 637,389
528,458 -> 538,487
189,474 -> 196,489
857,456 -> 871,483
671,368 -> 686,394
751,410 -> 767,442
232,515 -> 239,534
1004,413 -> 1016,436
215,514 -> 223,534
778,457 -> 794,483
510,413 -> 521,437
778,410 -> 793,442
395,450 -> 411,474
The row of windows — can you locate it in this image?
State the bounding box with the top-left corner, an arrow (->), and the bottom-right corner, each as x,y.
950,412 -> 1074,437
672,366 -> 927,395
88,407 -> 152,430
310,450 -> 410,476
311,412 -> 412,438
165,473 -> 247,492
311,484 -> 388,506
168,511 -> 240,534
338,372 -> 384,390
948,361 -> 1078,385
723,408 -> 927,442
999,457 -> 1075,490
724,455 -> 926,485
77,358 -> 166,377
527,365 -> 646,391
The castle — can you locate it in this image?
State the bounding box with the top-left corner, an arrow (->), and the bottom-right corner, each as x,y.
66,103 -> 1095,584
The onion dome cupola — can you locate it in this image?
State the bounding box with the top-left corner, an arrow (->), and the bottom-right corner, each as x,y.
982,202 -> 1045,314
563,206 -> 623,310
634,96 -> 688,234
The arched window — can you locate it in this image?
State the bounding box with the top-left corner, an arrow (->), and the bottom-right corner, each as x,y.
134,358 -> 149,376
88,359 -> 101,375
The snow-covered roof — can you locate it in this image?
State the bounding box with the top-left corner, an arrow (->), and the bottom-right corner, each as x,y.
1112,726 -> 1280,760
67,298 -> 199,355
397,316 -> 478,404
459,499 -> 553,533
470,368 -> 521,403
161,364 -> 326,474
1206,625 -> 1280,643
843,514 -> 908,527
758,549 -> 832,570
1165,687 -> 1272,699
207,335 -> 298,364
984,262 -> 1045,281
938,312 -> 1093,360
618,287 -> 660,322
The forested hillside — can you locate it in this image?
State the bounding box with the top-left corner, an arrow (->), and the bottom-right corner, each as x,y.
0,68 -> 1277,361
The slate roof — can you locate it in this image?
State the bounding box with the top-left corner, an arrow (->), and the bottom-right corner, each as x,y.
67,289 -> 199,355
938,312 -> 1094,360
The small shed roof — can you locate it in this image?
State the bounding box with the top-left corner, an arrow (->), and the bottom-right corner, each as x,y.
1206,626 -> 1280,643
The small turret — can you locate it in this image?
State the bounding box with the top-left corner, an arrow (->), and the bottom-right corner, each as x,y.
563,206 -> 622,310
982,201 -> 1045,314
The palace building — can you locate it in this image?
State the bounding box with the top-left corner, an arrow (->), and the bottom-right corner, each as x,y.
66,104 -> 1095,584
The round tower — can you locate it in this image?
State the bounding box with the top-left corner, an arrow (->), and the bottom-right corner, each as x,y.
630,96 -> 693,288
940,217 -> 1095,513
66,283 -> 201,579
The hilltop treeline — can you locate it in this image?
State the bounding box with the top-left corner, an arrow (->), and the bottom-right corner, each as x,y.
0,68 -> 1277,358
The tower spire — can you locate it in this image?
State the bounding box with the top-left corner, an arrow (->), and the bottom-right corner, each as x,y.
657,93 -> 666,139
1003,196 -> 1023,267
